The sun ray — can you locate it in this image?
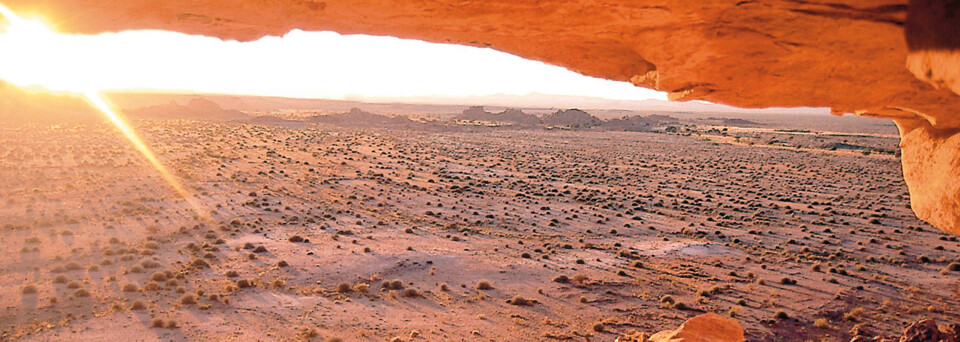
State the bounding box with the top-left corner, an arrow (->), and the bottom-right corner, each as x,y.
83,91 -> 207,218
0,3 -> 207,219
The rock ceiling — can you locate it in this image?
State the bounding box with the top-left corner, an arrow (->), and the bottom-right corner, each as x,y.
3,0 -> 959,233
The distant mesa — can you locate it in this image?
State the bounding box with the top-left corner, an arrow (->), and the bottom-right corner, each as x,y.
307,107 -> 413,126
456,106 -> 490,121
456,106 -> 541,125
129,98 -> 249,121
541,108 -> 602,127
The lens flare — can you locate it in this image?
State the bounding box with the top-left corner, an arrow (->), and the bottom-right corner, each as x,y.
0,3 -> 206,218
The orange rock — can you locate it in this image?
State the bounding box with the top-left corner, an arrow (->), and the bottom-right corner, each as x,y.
4,0 -> 958,120
895,118 -> 960,234
617,313 -> 745,342
4,0 -> 960,234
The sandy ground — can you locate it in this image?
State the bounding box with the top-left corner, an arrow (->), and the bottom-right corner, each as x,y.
0,120 -> 957,341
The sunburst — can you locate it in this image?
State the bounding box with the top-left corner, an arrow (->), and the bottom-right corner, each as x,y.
0,3 -> 206,218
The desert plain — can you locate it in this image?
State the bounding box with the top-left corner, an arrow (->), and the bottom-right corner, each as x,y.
0,98 -> 958,342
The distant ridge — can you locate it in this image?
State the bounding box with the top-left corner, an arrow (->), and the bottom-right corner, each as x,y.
456,106 -> 541,125
129,98 -> 249,121
307,108 -> 413,126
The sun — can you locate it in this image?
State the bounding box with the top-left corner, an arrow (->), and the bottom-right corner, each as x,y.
0,3 -> 205,218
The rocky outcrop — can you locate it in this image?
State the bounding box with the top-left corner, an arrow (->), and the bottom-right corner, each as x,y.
495,108 -> 541,125
3,0 -> 960,233
895,118 -> 960,234
456,106 -> 491,121
615,313 -> 744,342
892,319 -> 960,342
541,109 -> 601,127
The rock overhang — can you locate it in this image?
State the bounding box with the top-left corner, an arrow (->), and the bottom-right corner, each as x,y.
2,0 -> 959,232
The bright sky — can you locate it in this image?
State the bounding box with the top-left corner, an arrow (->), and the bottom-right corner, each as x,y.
0,5 -> 666,102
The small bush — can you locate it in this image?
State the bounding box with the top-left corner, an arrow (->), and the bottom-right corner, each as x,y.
180,294 -> 197,305
382,279 -> 404,290
151,318 -> 165,328
507,295 -> 532,306
22,285 -> 38,294
144,281 -> 161,291
476,280 -> 493,290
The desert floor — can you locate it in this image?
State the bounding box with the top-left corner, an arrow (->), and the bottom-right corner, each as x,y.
0,120 -> 957,341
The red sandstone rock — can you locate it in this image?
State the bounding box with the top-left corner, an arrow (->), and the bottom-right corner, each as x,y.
3,0 -> 960,233
900,319 -> 940,342
645,313 -> 744,342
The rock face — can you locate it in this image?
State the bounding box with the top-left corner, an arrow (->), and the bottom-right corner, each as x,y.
615,313 -> 745,342
896,118 -> 960,234
3,0 -> 960,233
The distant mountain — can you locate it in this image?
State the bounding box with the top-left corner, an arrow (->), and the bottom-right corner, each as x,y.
456,106 -> 541,125
603,114 -> 680,131
129,98 -> 249,121
354,93 -> 829,116
306,108 -> 413,126
541,109 -> 601,127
